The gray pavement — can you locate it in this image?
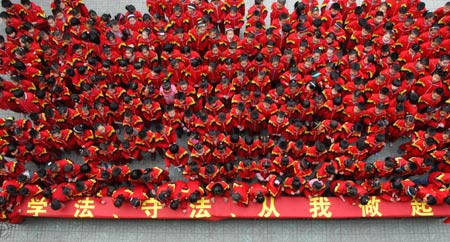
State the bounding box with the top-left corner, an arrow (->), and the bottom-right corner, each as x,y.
1,217 -> 450,242
1,0 -> 450,242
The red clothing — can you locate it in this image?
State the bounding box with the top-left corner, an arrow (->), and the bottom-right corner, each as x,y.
237,160 -> 258,180
304,178 -> 327,198
283,176 -> 305,196
267,116 -> 289,137
231,181 -> 249,206
205,181 -> 230,198
164,147 -> 189,168
248,183 -> 268,202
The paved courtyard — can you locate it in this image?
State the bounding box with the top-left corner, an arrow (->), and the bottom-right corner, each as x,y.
1,0 -> 449,242
1,217 -> 449,242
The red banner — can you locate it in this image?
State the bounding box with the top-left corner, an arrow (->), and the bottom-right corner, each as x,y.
17,196 -> 450,220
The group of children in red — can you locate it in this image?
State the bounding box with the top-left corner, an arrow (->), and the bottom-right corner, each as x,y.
1,0 -> 450,220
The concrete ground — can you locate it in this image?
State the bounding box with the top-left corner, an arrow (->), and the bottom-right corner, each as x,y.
1,217 -> 450,242
1,0 -> 449,242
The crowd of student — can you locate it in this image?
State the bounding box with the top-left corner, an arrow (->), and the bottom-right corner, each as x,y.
1,0 -> 450,220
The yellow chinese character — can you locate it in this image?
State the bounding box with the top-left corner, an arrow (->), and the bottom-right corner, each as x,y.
309,197 -> 332,218
26,197 -> 48,217
257,196 -> 280,218
359,197 -> 382,217
189,197 -> 211,218
411,200 -> 433,216
141,198 -> 162,218
74,197 -> 95,218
